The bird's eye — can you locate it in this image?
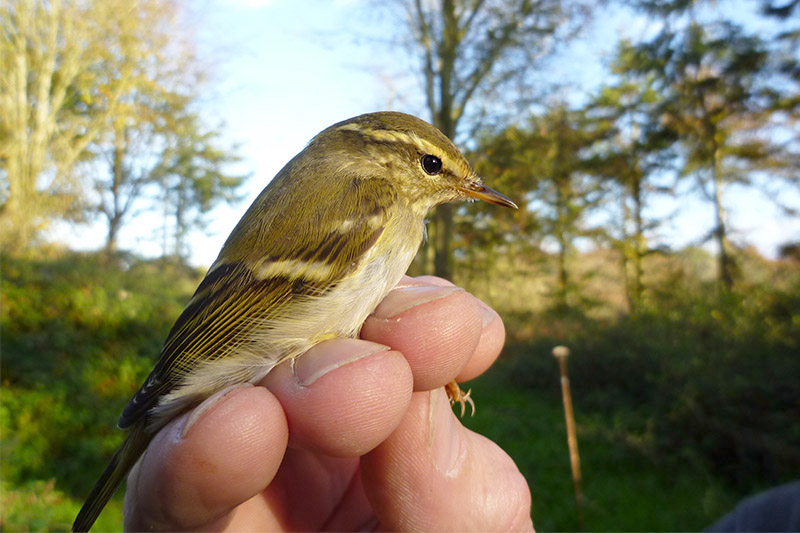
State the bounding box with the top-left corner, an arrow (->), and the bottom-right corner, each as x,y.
421,154 -> 443,175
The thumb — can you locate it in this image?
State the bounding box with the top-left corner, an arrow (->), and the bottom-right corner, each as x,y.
361,388 -> 534,532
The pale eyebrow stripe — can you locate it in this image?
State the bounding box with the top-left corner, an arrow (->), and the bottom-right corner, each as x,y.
337,123 -> 444,158
337,123 -> 466,181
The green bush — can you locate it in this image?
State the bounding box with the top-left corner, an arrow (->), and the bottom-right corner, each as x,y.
1,251 -> 202,503
1,479 -> 123,531
501,278 -> 800,489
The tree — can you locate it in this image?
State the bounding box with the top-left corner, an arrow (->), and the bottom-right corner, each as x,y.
590,52 -> 678,310
89,86 -> 189,254
154,112 -> 247,260
1,0 -> 141,246
624,1 -> 799,289
78,0 -> 208,255
1,0 -> 245,258
474,103 -> 613,309
451,123 -> 543,292
668,23 -> 768,288
89,97 -> 247,258
758,0 -> 800,211
381,0 -> 589,278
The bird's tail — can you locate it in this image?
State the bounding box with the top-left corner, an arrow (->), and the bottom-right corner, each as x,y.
72,422 -> 152,532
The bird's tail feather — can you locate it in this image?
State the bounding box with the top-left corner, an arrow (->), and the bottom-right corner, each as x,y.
72,423 -> 151,532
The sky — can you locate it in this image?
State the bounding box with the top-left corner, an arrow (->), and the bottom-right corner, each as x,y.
55,0 -> 800,266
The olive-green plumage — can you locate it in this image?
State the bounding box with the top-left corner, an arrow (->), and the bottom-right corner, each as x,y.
72,111 -> 516,531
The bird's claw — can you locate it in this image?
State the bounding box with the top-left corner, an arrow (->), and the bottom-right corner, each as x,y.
445,380 -> 475,417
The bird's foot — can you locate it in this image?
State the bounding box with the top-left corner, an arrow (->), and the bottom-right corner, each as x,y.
445,380 -> 475,417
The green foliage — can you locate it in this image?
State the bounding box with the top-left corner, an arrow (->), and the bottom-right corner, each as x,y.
613,8 -> 799,289
154,113 -> 249,259
1,250 -> 202,525
1,479 -> 123,532
469,105 -> 618,308
456,246 -> 800,529
493,263 -> 800,492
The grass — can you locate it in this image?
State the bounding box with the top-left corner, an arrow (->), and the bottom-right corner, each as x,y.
0,480 -> 124,532
464,366 -> 740,532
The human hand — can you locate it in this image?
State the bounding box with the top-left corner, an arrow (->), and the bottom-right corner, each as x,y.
123,276 -> 533,531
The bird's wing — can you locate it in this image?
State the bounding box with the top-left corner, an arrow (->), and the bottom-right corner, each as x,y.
118,177 -> 396,429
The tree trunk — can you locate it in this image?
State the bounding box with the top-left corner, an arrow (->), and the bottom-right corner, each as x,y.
433,204 -> 454,278
556,180 -> 569,309
431,89 -> 455,279
161,185 -> 170,258
620,243 -> 632,313
105,219 -> 120,255
692,52 -> 734,291
104,126 -> 127,255
632,175 -> 644,309
620,195 -> 634,313
429,0 -> 458,279
2,37 -> 39,249
174,179 -> 189,260
557,237 -> 568,309
712,151 -> 734,289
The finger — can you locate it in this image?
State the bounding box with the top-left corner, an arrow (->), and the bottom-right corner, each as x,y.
360,279 -> 484,391
361,388 -> 534,532
456,297 -> 506,382
250,449 -> 374,531
391,276 -> 506,382
261,338 -> 414,457
124,385 -> 288,531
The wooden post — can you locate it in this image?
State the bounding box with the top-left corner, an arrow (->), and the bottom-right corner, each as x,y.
553,345 -> 584,530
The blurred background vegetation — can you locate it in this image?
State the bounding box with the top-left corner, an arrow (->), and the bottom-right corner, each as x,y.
1,0 -> 798,531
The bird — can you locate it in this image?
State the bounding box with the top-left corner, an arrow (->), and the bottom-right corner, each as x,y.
72,111 -> 517,531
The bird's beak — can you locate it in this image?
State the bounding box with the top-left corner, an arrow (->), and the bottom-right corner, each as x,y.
458,182 -> 518,209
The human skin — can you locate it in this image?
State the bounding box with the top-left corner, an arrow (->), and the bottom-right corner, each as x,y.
123,275 -> 534,532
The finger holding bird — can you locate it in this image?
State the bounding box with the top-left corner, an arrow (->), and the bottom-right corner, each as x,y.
123,276 -> 506,531
74,111 -> 516,531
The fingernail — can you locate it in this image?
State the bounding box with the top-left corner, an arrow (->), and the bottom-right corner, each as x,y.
294,338 -> 390,386
181,383 -> 253,439
480,303 -> 496,328
413,276 -> 456,287
428,388 -> 463,476
372,285 -> 462,319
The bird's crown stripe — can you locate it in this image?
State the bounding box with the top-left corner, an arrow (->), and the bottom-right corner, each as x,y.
337,123 -> 442,157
